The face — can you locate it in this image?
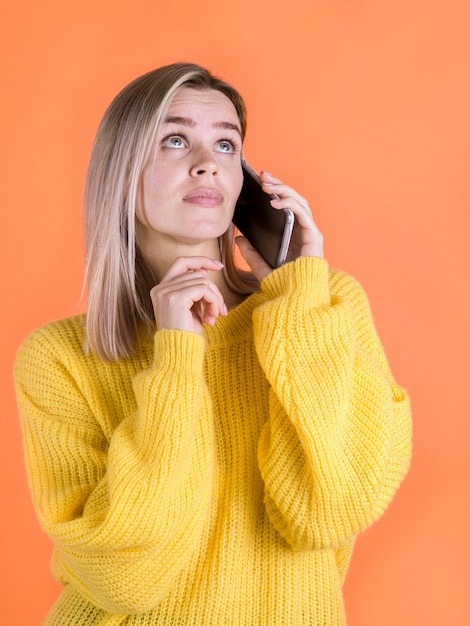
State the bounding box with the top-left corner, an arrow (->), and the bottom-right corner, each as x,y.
136,87 -> 244,252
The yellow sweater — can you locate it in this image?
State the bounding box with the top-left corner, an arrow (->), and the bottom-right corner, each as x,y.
15,257 -> 412,625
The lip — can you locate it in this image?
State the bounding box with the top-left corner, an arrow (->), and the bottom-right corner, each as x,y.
183,187 -> 224,207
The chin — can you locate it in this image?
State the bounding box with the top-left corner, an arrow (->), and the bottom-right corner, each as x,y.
188,221 -> 231,241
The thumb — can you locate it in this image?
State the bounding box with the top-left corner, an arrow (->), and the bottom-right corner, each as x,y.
235,236 -> 272,282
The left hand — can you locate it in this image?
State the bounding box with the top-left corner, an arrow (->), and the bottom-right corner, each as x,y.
236,171 -> 324,281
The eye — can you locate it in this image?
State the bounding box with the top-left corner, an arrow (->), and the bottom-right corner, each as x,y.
162,134 -> 186,149
216,140 -> 236,153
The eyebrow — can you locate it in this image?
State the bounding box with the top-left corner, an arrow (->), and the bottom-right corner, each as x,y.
164,116 -> 242,136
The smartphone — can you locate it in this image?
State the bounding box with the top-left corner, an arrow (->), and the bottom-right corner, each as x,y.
232,161 -> 294,268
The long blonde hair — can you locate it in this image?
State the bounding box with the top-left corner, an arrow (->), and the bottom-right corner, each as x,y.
85,62 -> 258,361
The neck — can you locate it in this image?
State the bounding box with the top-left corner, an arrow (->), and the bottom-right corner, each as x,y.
138,234 -> 246,312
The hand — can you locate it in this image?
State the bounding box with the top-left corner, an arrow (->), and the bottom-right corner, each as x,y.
236,171 -> 324,282
150,257 -> 227,336
261,171 -> 324,261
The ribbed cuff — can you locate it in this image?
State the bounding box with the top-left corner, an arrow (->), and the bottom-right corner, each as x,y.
261,256 -> 331,308
153,329 -> 206,375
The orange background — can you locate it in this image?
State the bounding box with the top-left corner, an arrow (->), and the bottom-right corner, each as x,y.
2,1 -> 469,624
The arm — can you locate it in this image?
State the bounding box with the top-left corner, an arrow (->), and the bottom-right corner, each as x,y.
254,257 -> 412,550
15,325 -> 214,614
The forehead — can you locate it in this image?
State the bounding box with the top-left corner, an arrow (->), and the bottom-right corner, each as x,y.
166,87 -> 241,125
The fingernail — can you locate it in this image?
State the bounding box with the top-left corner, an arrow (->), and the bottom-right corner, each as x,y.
212,260 -> 224,268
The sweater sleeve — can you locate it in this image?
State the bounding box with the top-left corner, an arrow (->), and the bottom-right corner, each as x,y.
14,326 -> 214,614
254,256 -> 412,551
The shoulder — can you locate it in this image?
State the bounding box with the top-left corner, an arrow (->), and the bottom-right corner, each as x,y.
15,315 -> 87,378
17,314 -> 86,356
329,266 -> 365,292
328,267 -> 372,308
264,257 -> 367,296
259,257 -> 372,312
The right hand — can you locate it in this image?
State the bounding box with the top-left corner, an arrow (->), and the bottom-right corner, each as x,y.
150,257 -> 228,336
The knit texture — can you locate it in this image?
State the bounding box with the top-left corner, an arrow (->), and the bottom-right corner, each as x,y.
15,257 -> 412,625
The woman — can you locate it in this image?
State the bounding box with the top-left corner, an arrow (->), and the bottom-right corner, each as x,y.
15,62 -> 412,625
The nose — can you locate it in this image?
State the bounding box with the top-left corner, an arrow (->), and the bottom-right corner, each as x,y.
190,146 -> 218,177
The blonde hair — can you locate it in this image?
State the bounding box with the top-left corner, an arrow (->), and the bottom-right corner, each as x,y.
84,62 -> 258,361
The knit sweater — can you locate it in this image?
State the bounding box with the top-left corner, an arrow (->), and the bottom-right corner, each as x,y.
15,256 -> 412,626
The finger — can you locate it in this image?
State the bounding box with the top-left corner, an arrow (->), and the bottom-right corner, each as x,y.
157,275 -> 226,313
153,275 -> 227,326
271,198 -> 323,258
160,256 -> 225,283
269,195 -> 315,227
260,173 -> 324,258
235,236 -> 272,282
259,172 -> 309,206
197,280 -> 228,324
259,172 -> 319,231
